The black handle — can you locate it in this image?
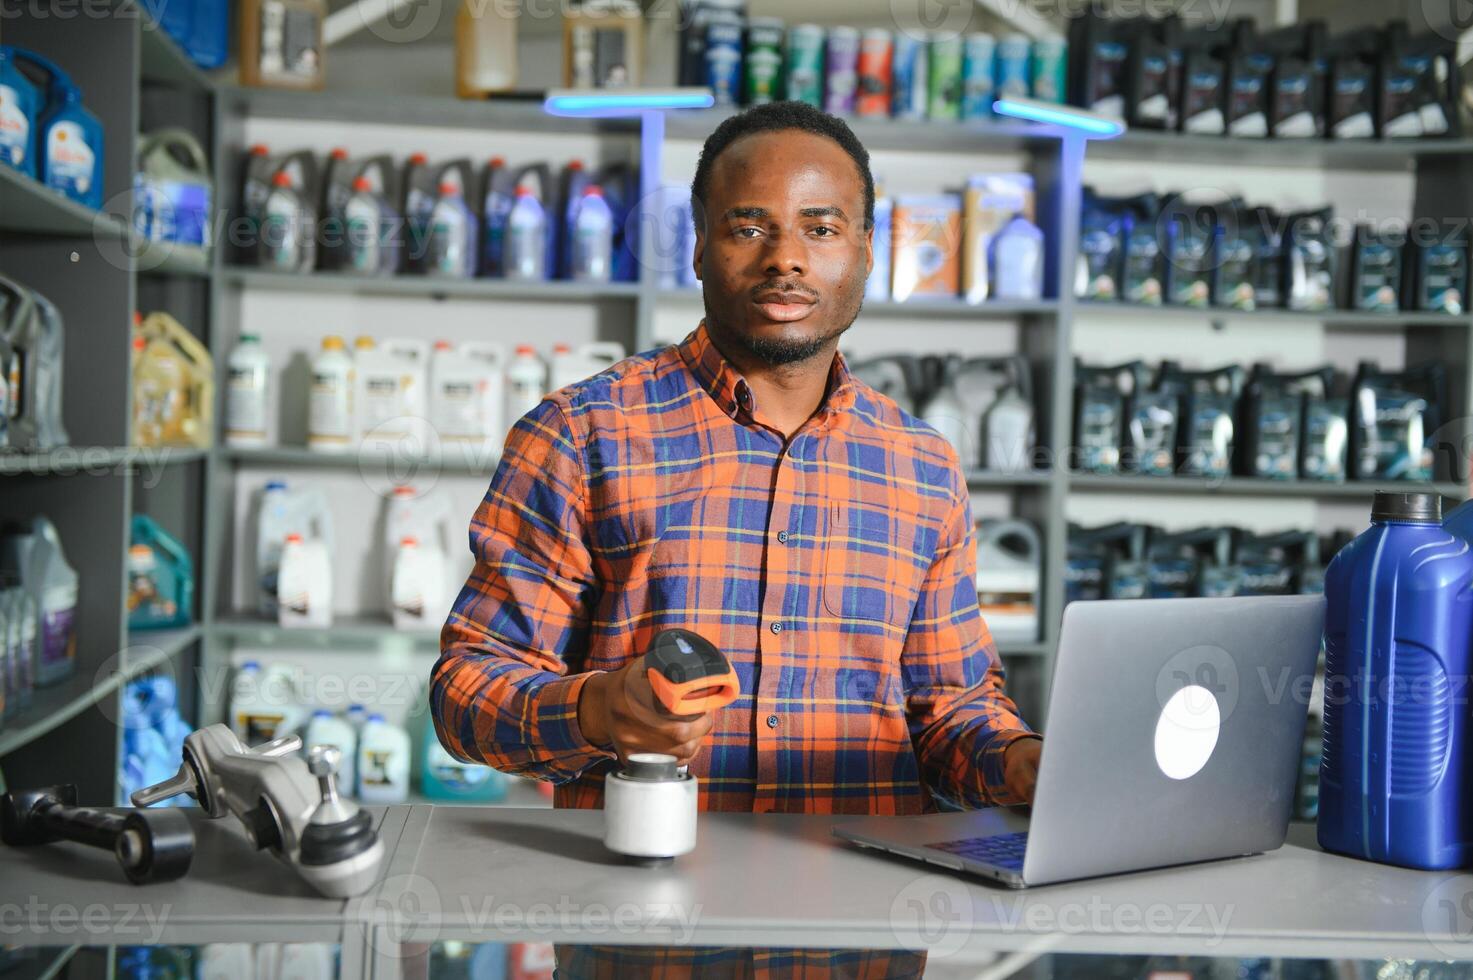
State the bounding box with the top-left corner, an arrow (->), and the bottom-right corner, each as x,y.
2,785 -> 195,884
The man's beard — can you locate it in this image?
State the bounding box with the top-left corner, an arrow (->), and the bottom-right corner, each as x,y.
706,293 -> 864,367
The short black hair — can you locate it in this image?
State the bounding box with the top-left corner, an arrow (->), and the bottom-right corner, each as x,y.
690,101 -> 875,234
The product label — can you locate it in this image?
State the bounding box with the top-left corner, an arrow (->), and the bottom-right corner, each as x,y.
0,83 -> 29,168
308,369 -> 352,442
1357,390 -> 1432,480
1301,401 -> 1347,480
361,374 -> 407,432
1076,397 -> 1121,473
40,583 -> 76,671
1354,242 -> 1400,311
226,364 -> 268,439
259,3 -> 322,84
1419,245 -> 1466,314
46,121 -> 95,198
1128,396 -> 1176,475
344,196 -> 381,274
1122,227 -> 1162,304
1182,404 -> 1233,476
435,380 -> 482,439
1253,403 -> 1298,478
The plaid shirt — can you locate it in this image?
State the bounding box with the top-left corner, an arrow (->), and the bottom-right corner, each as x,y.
432,322 -> 1036,976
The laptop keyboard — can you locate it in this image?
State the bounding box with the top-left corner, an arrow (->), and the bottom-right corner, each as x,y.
927,832 -> 1029,872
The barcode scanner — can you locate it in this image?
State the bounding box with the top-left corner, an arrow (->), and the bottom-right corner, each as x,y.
644,629 -> 740,716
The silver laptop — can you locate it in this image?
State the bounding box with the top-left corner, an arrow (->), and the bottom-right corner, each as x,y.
834,594 -> 1324,888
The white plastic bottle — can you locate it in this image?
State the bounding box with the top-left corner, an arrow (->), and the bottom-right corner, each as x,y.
307,335 -> 354,452
232,660 -> 304,746
357,713 -> 411,803
259,172 -> 307,272
384,485 -> 447,563
255,481 -> 335,617
225,333 -> 271,448
354,337 -> 430,446
304,708 -> 358,795
0,516 -> 79,686
391,536 -> 448,631
506,187 -> 547,281
198,944 -> 255,980
550,341 -> 625,391
277,944 -> 336,980
505,344 -> 547,424
430,339 -> 505,455
277,533 -> 333,629
571,184 -> 614,282
426,181 -> 475,279
345,703 -> 368,732
991,215 -> 1045,301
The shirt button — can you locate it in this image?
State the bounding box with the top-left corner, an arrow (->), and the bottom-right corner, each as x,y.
766,714 -> 780,729
770,622 -> 783,634
776,530 -> 789,544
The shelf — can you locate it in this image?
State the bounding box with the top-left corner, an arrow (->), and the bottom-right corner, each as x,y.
219,86 -> 639,136
1091,129 -> 1473,172
224,444 -> 501,476
1069,473 -> 1468,500
0,166 -> 129,238
997,640 -> 1051,657
1073,301 -> 1472,329
212,615 -> 440,649
666,108 -> 1062,153
965,469 -> 1052,488
138,20 -> 213,90
126,624 -> 204,663
223,267 -> 641,301
135,238 -> 213,278
0,636 -> 188,759
6,944 -> 81,980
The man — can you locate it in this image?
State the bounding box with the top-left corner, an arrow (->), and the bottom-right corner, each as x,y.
433,101 -> 1041,976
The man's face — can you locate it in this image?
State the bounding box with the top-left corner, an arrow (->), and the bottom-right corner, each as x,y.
695,130 -> 873,367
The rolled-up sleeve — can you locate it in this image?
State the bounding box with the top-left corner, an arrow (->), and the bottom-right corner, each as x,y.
431,396 -> 612,782
904,465 -> 1039,808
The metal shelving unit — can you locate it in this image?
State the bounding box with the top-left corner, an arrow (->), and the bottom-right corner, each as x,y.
0,14 -> 213,820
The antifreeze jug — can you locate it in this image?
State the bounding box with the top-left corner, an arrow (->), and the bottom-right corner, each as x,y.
1319,491 -> 1473,870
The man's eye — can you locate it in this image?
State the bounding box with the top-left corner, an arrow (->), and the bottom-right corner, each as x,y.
811,225 -> 839,237
734,226 -> 763,239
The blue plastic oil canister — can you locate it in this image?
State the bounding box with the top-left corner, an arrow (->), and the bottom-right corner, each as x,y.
186,0 -> 230,69
0,47 -> 39,178
11,49 -> 105,209
1319,491 -> 1473,870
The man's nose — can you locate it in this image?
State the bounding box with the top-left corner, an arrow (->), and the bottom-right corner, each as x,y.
762,233 -> 807,278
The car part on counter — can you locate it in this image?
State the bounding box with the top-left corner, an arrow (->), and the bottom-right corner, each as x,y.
132,724 -> 384,897
1,783 -> 194,884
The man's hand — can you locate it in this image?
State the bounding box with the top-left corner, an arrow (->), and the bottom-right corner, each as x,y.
578,658 -> 715,767
1003,737 -> 1042,805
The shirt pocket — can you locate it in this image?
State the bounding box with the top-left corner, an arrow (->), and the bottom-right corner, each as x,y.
823,500 -> 899,624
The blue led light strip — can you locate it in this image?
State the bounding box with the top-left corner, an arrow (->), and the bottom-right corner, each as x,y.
992,98 -> 1126,138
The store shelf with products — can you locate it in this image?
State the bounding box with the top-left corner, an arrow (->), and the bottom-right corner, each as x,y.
1087,130 -> 1473,172
135,238 -> 213,278
0,165 -> 130,239
0,639 -> 187,760
224,444 -> 502,475
212,615 -> 440,650
1068,474 -> 1469,499
1074,301 -> 1473,330
219,86 -> 641,136
222,267 -> 641,302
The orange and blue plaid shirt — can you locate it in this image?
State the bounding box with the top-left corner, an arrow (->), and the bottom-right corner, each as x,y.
432,321 -> 1036,814
432,322 -> 1036,978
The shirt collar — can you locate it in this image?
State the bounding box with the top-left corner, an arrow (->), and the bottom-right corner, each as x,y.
678,321 -> 858,424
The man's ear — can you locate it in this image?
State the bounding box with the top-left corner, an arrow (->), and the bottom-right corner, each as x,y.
864,222 -> 874,278
692,231 -> 705,282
